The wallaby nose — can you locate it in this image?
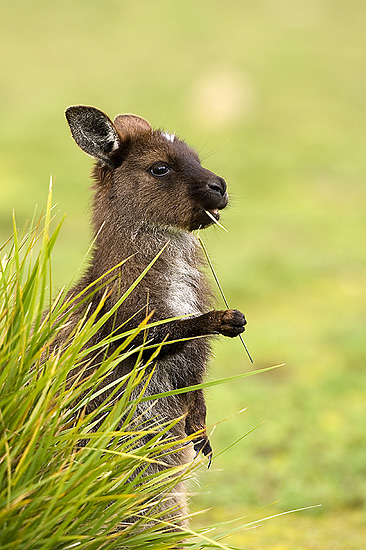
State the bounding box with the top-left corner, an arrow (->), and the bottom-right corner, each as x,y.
207,177 -> 227,197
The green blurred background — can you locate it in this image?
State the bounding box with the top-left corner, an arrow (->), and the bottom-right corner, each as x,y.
1,1 -> 365,548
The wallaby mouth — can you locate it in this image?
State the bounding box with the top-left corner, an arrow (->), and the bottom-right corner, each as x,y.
208,208 -> 220,220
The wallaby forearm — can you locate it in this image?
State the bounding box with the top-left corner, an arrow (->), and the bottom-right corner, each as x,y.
143,309 -> 246,358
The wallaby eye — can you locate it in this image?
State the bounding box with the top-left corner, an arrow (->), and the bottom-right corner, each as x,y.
149,163 -> 171,177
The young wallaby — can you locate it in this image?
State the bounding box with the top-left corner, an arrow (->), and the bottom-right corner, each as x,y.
63,105 -> 247,522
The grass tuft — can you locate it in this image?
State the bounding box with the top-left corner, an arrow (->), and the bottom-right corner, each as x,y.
0,185 -> 266,549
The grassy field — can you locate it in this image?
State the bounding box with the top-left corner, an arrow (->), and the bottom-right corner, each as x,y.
1,1 -> 365,547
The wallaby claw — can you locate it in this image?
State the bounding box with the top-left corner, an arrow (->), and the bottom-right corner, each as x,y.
207,452 -> 212,469
193,436 -> 213,467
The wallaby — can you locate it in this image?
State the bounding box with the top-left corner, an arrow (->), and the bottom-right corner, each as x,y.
62,105 -> 247,524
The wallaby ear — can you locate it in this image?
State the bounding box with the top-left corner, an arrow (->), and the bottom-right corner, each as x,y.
65,106 -> 121,164
113,114 -> 152,141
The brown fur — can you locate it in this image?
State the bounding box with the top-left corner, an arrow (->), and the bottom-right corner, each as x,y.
60,106 -> 247,524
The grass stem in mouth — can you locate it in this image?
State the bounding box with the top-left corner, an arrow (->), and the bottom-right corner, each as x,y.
197,234 -> 254,364
204,210 -> 228,232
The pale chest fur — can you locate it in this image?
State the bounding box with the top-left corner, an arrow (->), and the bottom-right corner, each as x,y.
166,256 -> 203,317
161,233 -> 206,318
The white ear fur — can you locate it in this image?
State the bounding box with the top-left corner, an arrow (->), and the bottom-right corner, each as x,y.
65,106 -> 121,164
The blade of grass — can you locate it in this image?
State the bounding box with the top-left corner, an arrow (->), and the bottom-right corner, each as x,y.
197,233 -> 254,363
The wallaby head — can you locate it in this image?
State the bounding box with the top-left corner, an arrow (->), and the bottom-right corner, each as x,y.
65,105 -> 228,232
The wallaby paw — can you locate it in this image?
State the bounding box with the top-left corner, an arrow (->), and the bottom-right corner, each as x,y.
219,309 -> 246,337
